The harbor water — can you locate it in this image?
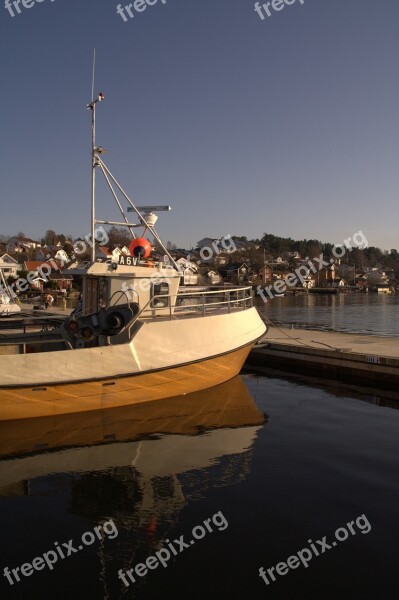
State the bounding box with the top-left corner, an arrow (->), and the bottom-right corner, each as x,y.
0,372 -> 398,599
256,293 -> 399,337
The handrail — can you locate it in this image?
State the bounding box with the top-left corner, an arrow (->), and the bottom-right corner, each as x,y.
0,286 -> 254,351
127,286 -> 253,331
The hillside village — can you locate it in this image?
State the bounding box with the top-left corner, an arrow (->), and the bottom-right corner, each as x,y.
0,230 -> 398,298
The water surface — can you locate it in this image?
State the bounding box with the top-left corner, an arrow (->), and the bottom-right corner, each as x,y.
256,293 -> 399,337
1,374 -> 398,599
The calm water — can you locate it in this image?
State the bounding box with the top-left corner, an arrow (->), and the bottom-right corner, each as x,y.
1,374 -> 398,600
256,293 -> 399,337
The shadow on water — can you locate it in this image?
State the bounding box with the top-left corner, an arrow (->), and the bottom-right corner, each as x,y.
242,366 -> 399,409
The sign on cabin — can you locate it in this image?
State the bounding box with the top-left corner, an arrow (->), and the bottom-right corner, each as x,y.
118,255 -> 138,266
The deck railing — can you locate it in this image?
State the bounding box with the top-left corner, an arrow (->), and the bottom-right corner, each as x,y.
134,285 -> 254,323
0,286 -> 254,353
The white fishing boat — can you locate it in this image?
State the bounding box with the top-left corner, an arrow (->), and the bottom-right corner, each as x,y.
0,91 -> 266,420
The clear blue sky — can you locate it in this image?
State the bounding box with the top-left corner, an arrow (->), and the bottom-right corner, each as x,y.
1,0 -> 398,251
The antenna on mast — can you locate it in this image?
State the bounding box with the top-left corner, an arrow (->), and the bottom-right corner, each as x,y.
87,50 -> 105,262
91,48 -> 96,103
84,60 -> 178,270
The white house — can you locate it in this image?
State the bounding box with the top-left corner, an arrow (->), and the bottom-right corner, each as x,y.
54,249 -> 70,264
6,236 -> 42,253
0,254 -> 21,278
205,270 -> 222,284
95,246 -> 130,262
331,278 -> 346,288
181,267 -> 199,285
175,258 -> 199,285
303,277 -> 315,289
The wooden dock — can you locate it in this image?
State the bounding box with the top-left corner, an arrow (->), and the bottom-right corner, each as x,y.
247,326 -> 399,392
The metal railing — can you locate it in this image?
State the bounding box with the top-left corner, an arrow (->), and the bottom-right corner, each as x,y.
0,286 -> 254,353
131,286 -> 254,324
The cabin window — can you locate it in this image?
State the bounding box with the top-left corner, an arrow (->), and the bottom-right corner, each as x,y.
85,278 -> 98,314
98,278 -> 108,308
151,282 -> 169,308
84,277 -> 108,313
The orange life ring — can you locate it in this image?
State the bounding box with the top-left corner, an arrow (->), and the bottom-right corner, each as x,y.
129,238 -> 152,259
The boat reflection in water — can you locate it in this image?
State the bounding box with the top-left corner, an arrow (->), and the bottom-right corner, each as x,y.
0,375 -> 265,461
0,377 -> 265,594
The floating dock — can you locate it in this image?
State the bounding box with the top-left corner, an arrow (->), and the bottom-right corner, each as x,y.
247,326 -> 399,392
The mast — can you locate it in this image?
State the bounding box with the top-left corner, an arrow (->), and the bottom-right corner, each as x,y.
91,98 -> 96,262
87,92 -> 105,261
84,59 -> 178,270
87,50 -> 104,262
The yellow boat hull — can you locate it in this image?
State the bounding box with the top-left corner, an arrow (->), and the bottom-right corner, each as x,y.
0,344 -> 252,420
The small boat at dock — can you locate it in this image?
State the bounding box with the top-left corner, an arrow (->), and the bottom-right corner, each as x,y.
0,269 -> 21,317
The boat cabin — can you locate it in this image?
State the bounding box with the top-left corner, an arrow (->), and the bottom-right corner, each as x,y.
67,260 -> 181,319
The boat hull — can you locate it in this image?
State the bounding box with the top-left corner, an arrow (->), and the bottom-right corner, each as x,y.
0,343 -> 253,420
